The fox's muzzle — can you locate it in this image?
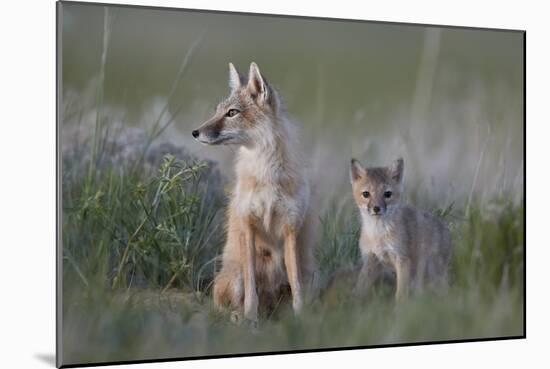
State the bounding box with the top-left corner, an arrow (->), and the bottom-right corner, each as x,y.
369,203 -> 387,216
192,117 -> 227,145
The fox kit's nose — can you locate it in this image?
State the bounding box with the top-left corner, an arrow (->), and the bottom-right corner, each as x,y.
373,206 -> 381,214
192,130 -> 200,138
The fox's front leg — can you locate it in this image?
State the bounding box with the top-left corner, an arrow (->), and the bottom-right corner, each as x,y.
283,225 -> 303,314
240,221 -> 258,322
354,252 -> 380,297
394,257 -> 411,302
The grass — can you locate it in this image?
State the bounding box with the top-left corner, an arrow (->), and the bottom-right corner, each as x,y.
61,121 -> 524,365
62,139 -> 225,293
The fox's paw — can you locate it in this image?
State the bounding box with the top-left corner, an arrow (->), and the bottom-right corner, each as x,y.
230,310 -> 243,325
230,310 -> 259,331
243,317 -> 259,332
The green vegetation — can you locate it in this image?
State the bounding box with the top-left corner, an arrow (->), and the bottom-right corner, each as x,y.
61,125 -> 523,365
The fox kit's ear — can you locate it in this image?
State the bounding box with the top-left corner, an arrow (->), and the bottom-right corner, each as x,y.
228,62 -> 244,91
247,62 -> 271,103
390,158 -> 404,183
350,158 -> 366,182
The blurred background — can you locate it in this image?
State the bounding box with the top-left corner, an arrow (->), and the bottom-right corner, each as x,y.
61,2 -> 524,209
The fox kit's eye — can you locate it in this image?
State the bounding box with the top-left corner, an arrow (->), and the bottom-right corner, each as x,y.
362,191 -> 370,198
384,191 -> 392,198
226,109 -> 240,117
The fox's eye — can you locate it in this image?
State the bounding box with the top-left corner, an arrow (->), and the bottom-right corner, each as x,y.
362,191 -> 370,198
384,191 -> 392,198
226,109 -> 240,117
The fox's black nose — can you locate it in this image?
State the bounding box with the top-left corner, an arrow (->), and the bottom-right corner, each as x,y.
192,130 -> 200,138
373,206 -> 381,214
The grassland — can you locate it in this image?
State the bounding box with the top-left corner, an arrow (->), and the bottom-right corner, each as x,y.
59,3 -> 524,366
60,120 -> 524,366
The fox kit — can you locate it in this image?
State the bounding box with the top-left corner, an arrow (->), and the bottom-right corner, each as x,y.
192,62 -> 317,322
350,158 -> 452,301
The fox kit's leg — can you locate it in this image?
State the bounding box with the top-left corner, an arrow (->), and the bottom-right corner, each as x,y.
394,257 -> 412,301
413,256 -> 427,294
241,219 -> 259,322
354,252 -> 381,297
283,225 -> 303,314
425,254 -> 450,291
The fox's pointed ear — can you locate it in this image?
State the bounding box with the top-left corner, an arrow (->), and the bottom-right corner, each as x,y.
350,159 -> 366,182
390,158 -> 404,183
247,62 -> 271,102
228,63 -> 244,91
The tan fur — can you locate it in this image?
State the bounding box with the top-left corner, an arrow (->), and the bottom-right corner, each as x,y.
194,63 -> 318,322
350,158 -> 452,300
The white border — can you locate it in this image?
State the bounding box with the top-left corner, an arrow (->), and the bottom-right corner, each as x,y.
1,1 -> 547,368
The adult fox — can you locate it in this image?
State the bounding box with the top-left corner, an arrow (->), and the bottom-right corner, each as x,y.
193,62 -> 318,323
